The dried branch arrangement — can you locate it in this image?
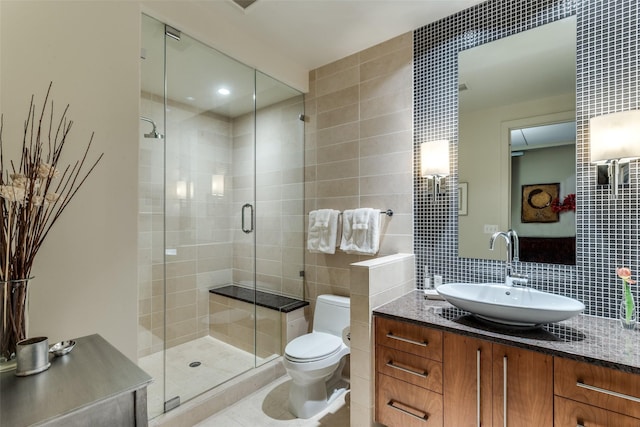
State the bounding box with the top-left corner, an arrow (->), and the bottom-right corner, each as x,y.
0,83 -> 103,361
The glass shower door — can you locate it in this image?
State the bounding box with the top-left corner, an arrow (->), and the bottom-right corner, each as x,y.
161,25 -> 257,412
254,71 -> 305,364
140,14 -> 305,419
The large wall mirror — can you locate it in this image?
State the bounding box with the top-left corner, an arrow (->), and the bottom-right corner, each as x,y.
458,16 -> 577,265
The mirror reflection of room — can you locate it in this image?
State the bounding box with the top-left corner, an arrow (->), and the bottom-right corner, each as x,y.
458,16 -> 577,264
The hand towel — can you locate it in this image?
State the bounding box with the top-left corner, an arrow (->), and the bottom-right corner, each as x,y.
340,208 -> 380,255
307,209 -> 340,254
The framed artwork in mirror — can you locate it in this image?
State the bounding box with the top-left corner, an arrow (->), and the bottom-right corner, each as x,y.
458,182 -> 468,216
521,183 -> 559,223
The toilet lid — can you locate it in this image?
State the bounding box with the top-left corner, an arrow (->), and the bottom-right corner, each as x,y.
285,332 -> 343,363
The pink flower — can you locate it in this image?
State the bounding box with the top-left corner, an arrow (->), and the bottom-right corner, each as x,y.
617,267 -> 637,284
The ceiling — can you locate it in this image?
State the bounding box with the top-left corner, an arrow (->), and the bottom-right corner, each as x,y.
192,0 -> 486,72
142,0 -> 485,117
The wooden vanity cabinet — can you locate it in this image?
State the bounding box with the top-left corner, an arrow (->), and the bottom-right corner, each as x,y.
375,316 -> 444,427
553,357 -> 640,426
491,342 -> 553,427
375,315 -> 640,426
443,332 -> 493,426
442,332 -> 553,427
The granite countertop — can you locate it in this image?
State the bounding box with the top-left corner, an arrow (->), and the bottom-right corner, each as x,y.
373,290 -> 640,374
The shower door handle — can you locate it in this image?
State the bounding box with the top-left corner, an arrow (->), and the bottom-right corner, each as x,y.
242,203 -> 254,234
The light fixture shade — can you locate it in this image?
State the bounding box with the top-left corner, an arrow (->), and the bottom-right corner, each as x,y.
590,110 -> 640,163
421,140 -> 450,176
211,174 -> 225,196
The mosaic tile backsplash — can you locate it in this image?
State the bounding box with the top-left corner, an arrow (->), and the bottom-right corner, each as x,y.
414,0 -> 640,318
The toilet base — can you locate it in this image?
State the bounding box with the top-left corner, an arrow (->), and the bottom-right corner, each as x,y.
288,358 -> 349,419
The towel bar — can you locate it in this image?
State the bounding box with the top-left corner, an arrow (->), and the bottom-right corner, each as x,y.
337,209 -> 393,217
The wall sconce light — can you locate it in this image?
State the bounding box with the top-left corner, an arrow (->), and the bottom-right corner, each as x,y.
590,110 -> 640,197
421,140 -> 450,198
176,180 -> 194,200
211,174 -> 225,197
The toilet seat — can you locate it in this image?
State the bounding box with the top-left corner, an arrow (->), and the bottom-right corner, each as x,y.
285,332 -> 343,363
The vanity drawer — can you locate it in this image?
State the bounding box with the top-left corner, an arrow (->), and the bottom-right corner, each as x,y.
376,373 -> 443,427
375,317 -> 442,361
376,345 -> 443,393
554,396 -> 640,427
554,357 -> 640,419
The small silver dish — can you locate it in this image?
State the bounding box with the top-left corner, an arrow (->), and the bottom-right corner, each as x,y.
49,340 -> 76,357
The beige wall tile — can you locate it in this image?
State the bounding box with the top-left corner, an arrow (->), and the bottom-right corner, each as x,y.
316,122 -> 360,147
359,32 -> 412,64
359,130 -> 412,158
316,53 -> 359,80
360,193 -> 413,216
360,89 -> 412,121
317,159 -> 360,181
350,267 -> 370,296
317,85 -> 360,113
350,347 -> 372,380
350,375 -> 373,407
317,103 -> 359,130
359,63 -> 411,101
360,47 -> 412,83
360,150 -> 413,177
316,66 -> 359,97
350,401 -> 375,427
360,172 -> 412,196
316,178 -> 359,198
378,234 -> 413,255
317,140 -> 360,164
350,294 -> 371,323
349,319 -> 371,352
360,110 -> 412,139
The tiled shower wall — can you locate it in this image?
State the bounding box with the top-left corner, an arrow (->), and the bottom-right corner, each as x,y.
304,33 -> 414,314
414,0 -> 640,318
139,94 -> 234,357
138,95 -> 304,358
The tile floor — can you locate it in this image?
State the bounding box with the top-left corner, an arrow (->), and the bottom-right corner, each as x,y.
194,375 -> 350,427
139,336 -> 272,418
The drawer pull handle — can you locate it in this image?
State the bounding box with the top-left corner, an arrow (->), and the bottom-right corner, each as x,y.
386,360 -> 428,378
477,349 -> 481,427
576,381 -> 640,403
386,332 -> 428,347
387,400 -> 429,422
503,356 -> 508,427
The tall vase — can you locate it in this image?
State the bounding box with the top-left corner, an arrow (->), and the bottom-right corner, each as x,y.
619,281 -> 637,330
0,278 -> 30,368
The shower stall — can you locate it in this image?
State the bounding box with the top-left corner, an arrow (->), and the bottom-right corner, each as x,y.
138,15 -> 305,418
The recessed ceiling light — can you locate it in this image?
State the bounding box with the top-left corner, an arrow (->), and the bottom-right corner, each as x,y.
186,96 -> 195,101
218,88 -> 231,96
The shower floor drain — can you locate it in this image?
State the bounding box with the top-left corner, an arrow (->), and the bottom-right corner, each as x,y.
189,361 -> 201,368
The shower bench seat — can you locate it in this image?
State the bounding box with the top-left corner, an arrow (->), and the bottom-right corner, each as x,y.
208,285 -> 309,358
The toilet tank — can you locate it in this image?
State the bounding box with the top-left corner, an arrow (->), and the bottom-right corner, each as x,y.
313,294 -> 350,337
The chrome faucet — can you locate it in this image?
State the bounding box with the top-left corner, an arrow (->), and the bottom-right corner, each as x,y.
489,230 -> 528,286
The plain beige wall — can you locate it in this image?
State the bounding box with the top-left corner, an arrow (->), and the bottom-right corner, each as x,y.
0,0 -> 309,361
0,1 -> 141,359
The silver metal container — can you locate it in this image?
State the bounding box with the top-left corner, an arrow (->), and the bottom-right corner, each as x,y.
15,336 -> 51,376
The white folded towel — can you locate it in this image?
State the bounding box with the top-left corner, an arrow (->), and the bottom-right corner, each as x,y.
307,209 -> 340,254
340,208 -> 380,255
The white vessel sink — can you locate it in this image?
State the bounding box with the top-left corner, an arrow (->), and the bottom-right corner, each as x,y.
436,283 -> 585,327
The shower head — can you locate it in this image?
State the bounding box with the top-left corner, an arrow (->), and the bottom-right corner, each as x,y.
140,116 -> 164,139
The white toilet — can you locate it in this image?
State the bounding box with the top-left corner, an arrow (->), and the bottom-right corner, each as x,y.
283,294 -> 350,419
